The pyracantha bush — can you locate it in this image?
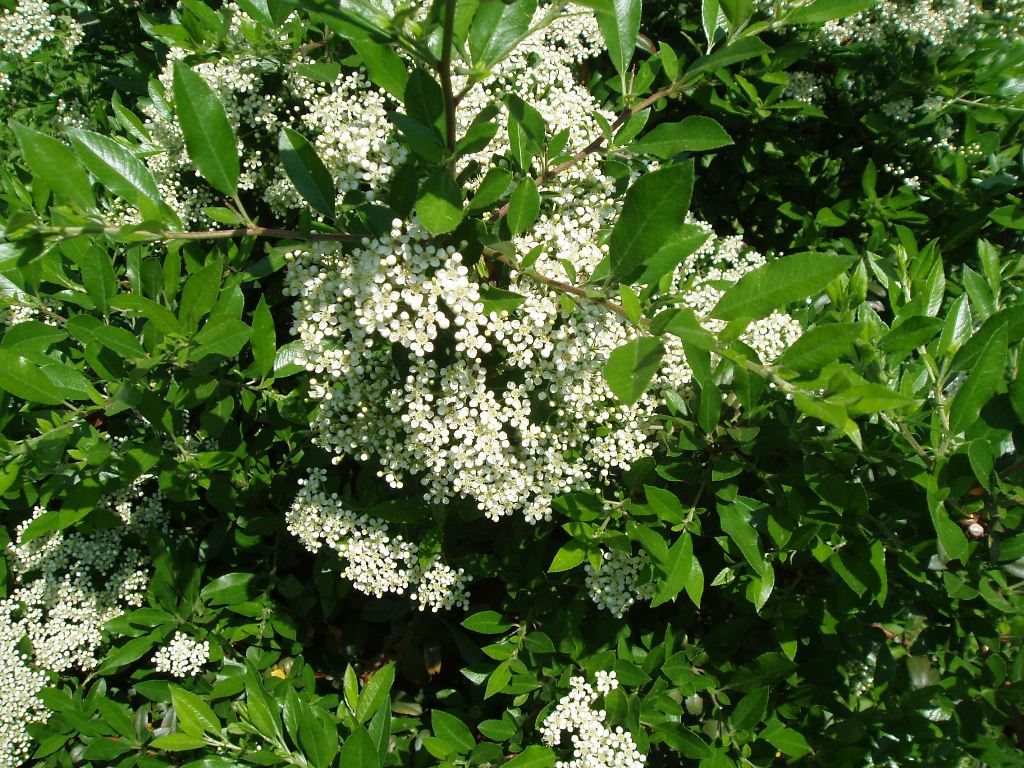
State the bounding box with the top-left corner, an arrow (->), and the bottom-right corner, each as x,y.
0,0 -> 1023,767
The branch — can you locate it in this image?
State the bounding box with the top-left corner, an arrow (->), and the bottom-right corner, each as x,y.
439,0 -> 459,158
489,83 -> 680,221
486,248 -> 634,322
32,225 -> 364,244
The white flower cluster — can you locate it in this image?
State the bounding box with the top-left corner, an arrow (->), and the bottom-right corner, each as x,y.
783,71 -> 824,105
881,97 -> 915,123
265,71 -> 407,215
0,300 -> 39,328
287,469 -> 470,611
5,504 -> 156,672
141,3 -> 401,224
752,0 -> 1022,47
410,556 -> 471,613
585,548 -> 656,617
153,631 -> 210,678
0,601 -> 51,766
0,487 -> 165,764
541,672 -> 646,768
0,0 -> 79,59
883,162 -> 921,191
283,11 -> 802,531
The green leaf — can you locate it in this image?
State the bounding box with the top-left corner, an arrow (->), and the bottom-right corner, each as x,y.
484,660 -> 512,699
949,324 -> 1007,436
0,351 -> 68,404
151,733 -> 208,751
65,315 -> 146,360
951,306 -> 1024,371
718,501 -> 767,576
467,168 -> 513,210
67,128 -> 168,222
505,95 -> 546,172
403,68 -> 444,127
926,478 -> 969,563
603,337 -> 665,405
548,541 -> 587,572
595,0 -> 642,77
967,440 -> 994,489
937,294 -> 972,357
431,710 -> 475,754
636,225 -> 710,285
171,686 -> 220,737
351,38 -> 409,100
651,533 -> 703,608
702,0 -> 721,48
179,257 -> 224,331
69,246 -> 117,317
878,315 -> 943,356
789,0 -> 875,24
776,323 -> 861,372
632,117 -> 734,158
191,317 -> 251,360
355,664 -> 395,724
686,36 -> 771,77
12,122 -> 94,210
172,61 -> 240,195
96,634 -> 157,674
654,307 -> 716,350
504,745 -> 557,768
338,725 -> 380,768
644,486 -> 685,524
760,722 -> 812,758
244,663 -> 282,740
279,128 -> 336,219
507,178 -> 540,234
416,171 -> 464,235
731,687 -> 769,730
250,296 -> 276,377
469,0 -> 537,67
480,286 -> 526,315
608,162 -> 695,283
201,572 -> 256,605
719,0 -> 753,29
461,610 -> 513,634
711,252 -> 853,321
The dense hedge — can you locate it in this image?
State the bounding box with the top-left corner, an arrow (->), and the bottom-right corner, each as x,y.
1,0 -> 1023,767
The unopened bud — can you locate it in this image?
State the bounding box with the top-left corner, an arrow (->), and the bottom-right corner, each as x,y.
967,522 -> 985,539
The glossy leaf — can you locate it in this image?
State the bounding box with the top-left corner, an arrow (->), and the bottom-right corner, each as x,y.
949,323 -> 1007,435
507,178 -> 540,234
279,128 -> 336,218
711,252 -> 854,321
608,161 -> 695,282
632,116 -> 734,158
11,122 -> 94,210
172,61 -> 240,195
416,171 -> 464,235
603,337 -> 665,405
595,0 -> 642,77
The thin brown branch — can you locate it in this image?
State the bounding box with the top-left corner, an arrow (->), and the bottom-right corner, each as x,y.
485,248 -> 633,322
489,83 -> 680,221
41,225 -> 364,244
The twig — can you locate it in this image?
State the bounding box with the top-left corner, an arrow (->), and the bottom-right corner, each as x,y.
439,0 -> 458,158
489,83 -> 679,221
35,225 -> 364,244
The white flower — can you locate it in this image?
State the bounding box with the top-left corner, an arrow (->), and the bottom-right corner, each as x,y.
541,673 -> 646,768
153,632 -> 211,678
585,548 -> 656,617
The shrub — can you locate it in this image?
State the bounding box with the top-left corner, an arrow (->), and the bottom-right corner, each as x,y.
1,0 -> 1023,766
